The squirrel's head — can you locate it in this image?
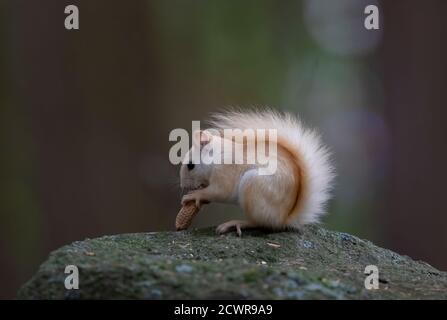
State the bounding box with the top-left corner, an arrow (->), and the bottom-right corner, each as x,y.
179,130 -> 214,192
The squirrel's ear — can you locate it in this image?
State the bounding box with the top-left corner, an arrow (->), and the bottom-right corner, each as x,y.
193,130 -> 212,147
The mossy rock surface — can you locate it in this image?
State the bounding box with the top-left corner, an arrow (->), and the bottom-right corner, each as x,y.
18,225 -> 447,299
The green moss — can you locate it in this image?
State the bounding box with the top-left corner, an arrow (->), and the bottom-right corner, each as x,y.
18,225 -> 447,299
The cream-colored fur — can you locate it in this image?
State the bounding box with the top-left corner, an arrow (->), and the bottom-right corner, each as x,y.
180,108 -> 335,234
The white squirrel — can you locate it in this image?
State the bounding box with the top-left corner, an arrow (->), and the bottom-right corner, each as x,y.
180,109 -> 335,236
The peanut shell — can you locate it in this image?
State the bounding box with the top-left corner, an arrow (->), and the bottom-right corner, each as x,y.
176,202 -> 200,230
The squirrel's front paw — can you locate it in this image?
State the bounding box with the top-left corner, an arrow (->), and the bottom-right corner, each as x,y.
181,193 -> 204,208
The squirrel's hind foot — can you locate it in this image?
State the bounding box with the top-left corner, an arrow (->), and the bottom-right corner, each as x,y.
216,220 -> 256,237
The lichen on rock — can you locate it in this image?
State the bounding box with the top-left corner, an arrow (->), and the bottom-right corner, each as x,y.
18,225 -> 447,299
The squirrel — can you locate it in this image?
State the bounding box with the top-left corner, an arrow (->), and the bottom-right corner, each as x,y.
180,108 -> 335,236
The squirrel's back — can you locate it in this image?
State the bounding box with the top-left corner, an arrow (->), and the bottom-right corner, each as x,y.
209,108 -> 335,227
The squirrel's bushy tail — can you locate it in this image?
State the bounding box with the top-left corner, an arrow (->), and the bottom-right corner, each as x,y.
208,108 -> 335,226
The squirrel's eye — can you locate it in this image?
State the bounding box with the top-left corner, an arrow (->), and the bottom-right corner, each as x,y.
187,162 -> 195,170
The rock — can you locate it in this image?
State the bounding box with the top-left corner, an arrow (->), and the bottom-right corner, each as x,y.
18,225 -> 447,299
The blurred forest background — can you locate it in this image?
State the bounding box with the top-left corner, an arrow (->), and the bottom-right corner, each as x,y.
1,0 -> 447,298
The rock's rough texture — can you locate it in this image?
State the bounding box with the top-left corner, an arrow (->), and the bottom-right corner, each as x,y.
18,225 -> 447,299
